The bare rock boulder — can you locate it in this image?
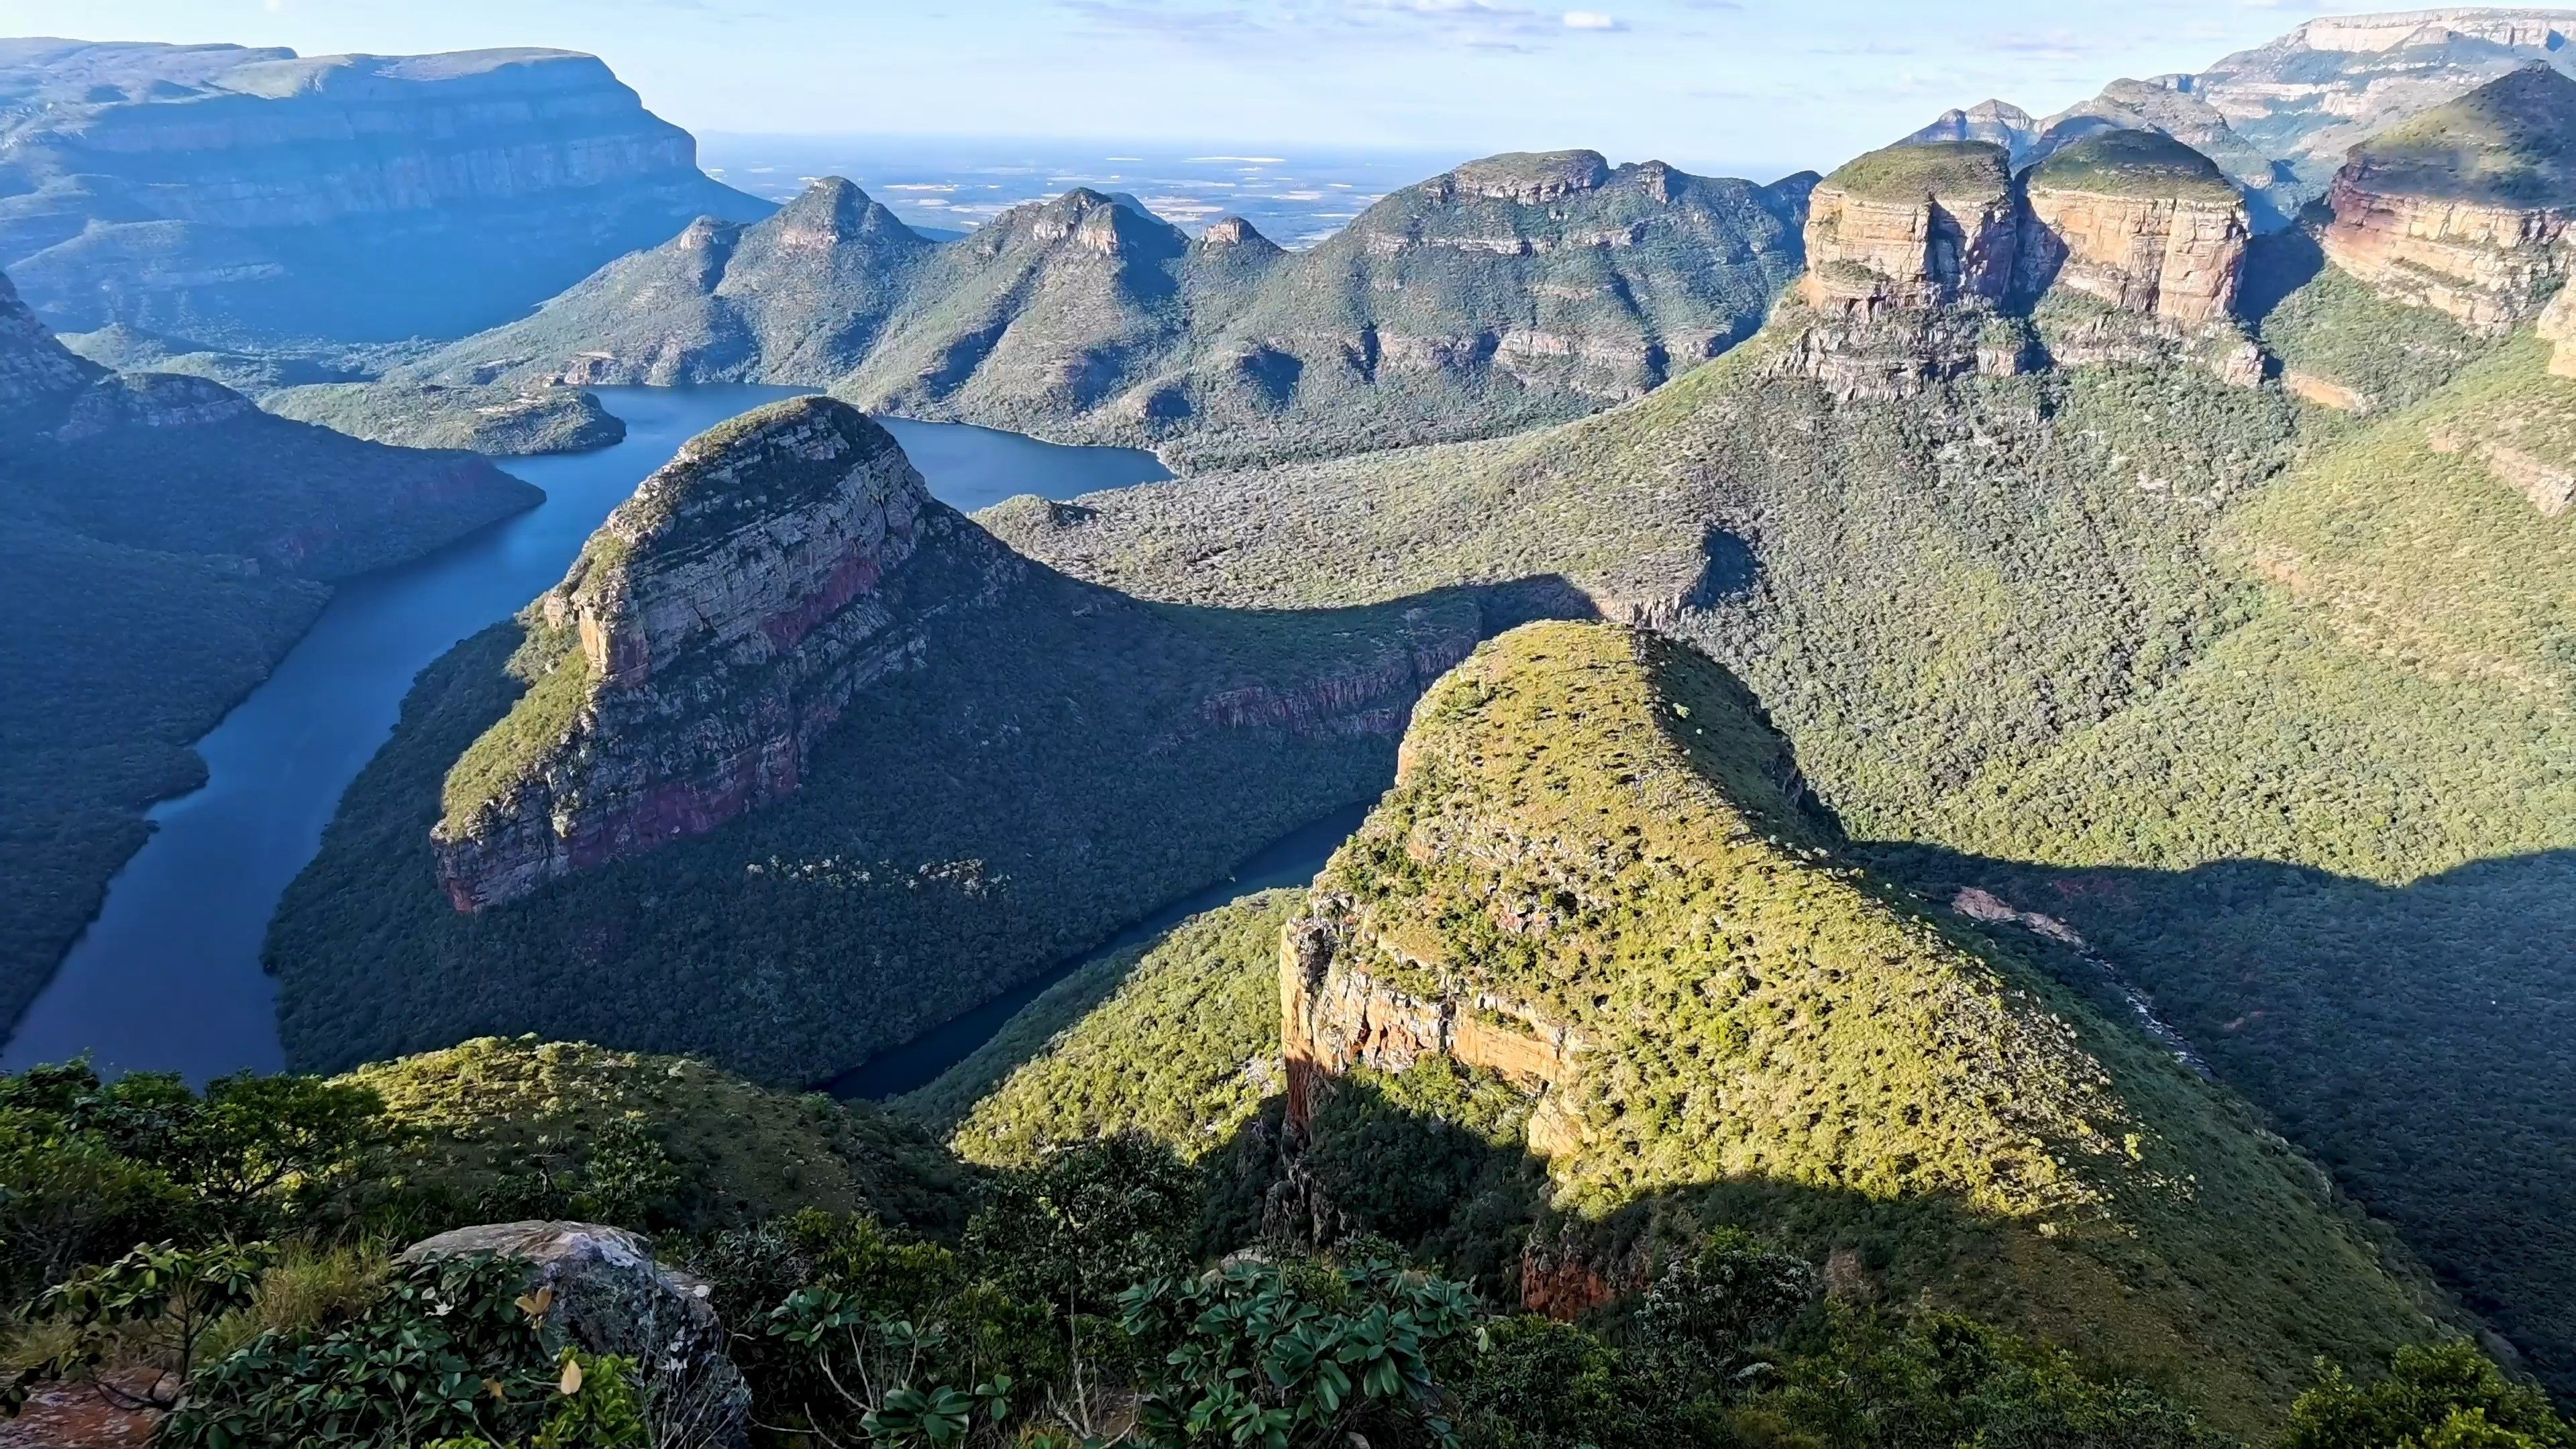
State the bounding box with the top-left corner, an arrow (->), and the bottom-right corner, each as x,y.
400,1220 -> 750,1449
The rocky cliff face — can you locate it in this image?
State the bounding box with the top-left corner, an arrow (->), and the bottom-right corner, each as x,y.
1782,142 -> 2025,398
433,396 -> 1008,910
2317,65 -> 2576,332
2021,187 -> 2245,329
408,176 -> 934,388
0,41 -> 767,342
2321,178 -> 2571,330
2190,9 -> 2576,199
1800,142 -> 2019,315
1782,132 -> 2257,395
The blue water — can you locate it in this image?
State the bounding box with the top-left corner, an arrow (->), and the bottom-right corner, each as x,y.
1,388 -> 1173,1082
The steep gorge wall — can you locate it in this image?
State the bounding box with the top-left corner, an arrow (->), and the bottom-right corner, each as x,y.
1784,134 -> 2254,397
2320,174 -> 2572,332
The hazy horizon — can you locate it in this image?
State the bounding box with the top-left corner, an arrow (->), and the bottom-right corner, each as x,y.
1,0 -> 2367,180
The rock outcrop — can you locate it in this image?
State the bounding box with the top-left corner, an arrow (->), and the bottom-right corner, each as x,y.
2539,284 -> 2576,376
400,1221 -> 748,1449
433,395 -> 1012,910
2020,131 -> 2250,329
2317,66 -> 2576,331
1782,131 -> 2260,393
1801,141 -> 2019,315
1782,141 -> 2026,398
0,41 -> 767,342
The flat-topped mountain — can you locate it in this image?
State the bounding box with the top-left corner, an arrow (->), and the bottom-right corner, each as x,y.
0,40 -> 767,343
2322,64 -> 2576,331
407,177 -> 934,388
1780,131 -> 2255,396
2021,130 -> 2253,335
419,149 -> 1810,471
1802,141 -> 2019,315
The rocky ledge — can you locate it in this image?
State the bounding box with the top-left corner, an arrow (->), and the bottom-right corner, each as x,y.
431,395 -> 1016,910
2318,64 -> 2576,333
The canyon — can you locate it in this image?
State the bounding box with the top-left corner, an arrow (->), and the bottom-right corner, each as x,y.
0,40 -> 765,342
433,396 -> 989,910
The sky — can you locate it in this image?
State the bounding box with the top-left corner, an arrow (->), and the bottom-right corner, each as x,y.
2,0 -> 2354,176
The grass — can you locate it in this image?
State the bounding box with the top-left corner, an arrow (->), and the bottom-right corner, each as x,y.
902,889 -> 1299,1164
345,1035 -> 969,1232
2347,65 -> 2576,208
2026,129 -> 2243,203
1824,141 -> 2011,202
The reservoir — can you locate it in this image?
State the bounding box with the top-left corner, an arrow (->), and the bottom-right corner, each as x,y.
1,388 -> 1179,1081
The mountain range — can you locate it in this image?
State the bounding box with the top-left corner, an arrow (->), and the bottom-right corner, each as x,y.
406,151 -> 1815,470
9,12 -> 2576,1443
1906,6 -> 2576,227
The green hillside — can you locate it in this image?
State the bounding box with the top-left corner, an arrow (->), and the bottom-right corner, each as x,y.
2343,63 -> 2576,207
0,270 -> 539,1041
902,889 -> 1299,1163
981,272 -> 2576,1396
346,1035 -> 967,1233
17,1027 -> 2521,1449
405,177 -> 935,388
266,544 -> 1481,1088
2027,128 -> 2243,201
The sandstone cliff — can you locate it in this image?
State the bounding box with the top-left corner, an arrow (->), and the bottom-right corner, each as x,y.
2020,131 -> 2250,329
0,41 -> 767,342
2317,66 -> 2576,333
1780,141 -> 2025,398
1780,131 -> 2261,394
1801,141 -> 2019,315
433,396 -> 992,910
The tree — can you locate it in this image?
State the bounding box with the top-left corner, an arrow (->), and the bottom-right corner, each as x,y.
2282,1342 -> 2573,1449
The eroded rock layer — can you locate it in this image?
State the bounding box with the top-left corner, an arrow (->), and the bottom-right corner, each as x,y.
2318,65 -> 2576,332
431,396 -> 1004,910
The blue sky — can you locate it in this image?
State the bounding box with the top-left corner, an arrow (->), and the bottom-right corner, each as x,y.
6,0 -> 2347,176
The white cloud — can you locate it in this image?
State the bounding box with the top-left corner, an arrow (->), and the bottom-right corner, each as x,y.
1563,10 -> 1618,28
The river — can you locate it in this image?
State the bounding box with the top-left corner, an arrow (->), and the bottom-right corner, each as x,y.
0,388 -> 1192,1082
